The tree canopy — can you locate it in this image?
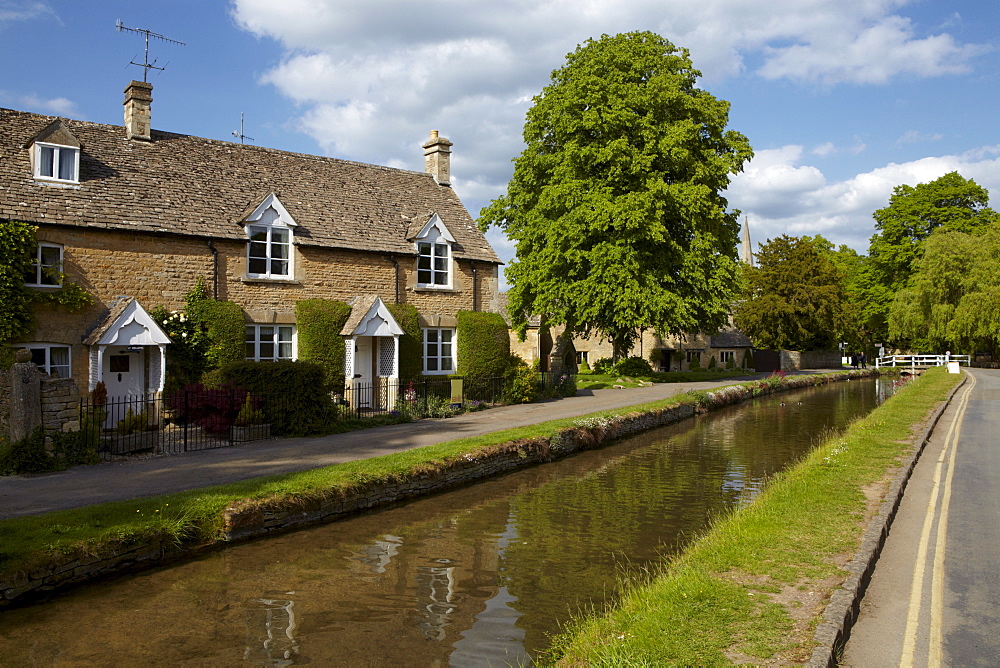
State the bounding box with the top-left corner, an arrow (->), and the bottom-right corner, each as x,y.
888,224 -> 1000,356
733,235 -> 848,351
479,31 -> 752,357
864,172 -> 998,343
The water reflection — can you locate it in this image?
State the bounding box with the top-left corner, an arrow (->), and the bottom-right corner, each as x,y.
0,380 -> 888,667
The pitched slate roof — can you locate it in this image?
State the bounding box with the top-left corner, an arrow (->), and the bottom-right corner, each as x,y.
0,108 -> 500,264
709,329 -> 753,348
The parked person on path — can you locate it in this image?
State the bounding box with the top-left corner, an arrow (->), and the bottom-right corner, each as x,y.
860,352 -> 867,369
851,353 -> 858,369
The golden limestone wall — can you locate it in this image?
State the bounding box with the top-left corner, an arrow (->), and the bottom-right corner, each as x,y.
23,227 -> 500,389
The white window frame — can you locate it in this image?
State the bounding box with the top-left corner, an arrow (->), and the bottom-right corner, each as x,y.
576,351 -> 589,365
34,142 -> 80,183
245,324 -> 296,362
24,243 -> 63,287
720,351 -> 735,364
416,237 -> 452,288
422,328 -> 455,374
17,343 -> 72,378
247,219 -> 293,279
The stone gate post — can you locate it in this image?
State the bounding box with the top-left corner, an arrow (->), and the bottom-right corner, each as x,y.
9,349 -> 41,442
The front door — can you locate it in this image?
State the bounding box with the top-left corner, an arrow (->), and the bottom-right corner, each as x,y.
103,346 -> 145,398
354,337 -> 374,408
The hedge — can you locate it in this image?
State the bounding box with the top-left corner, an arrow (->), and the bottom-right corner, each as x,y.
456,311 -> 511,377
206,360 -> 335,436
296,299 -> 352,388
385,302 -> 423,379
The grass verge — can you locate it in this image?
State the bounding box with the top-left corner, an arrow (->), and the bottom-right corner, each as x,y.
543,367 -> 961,665
577,369 -> 759,391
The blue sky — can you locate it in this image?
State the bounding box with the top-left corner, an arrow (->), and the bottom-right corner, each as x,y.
3,0 -> 998,280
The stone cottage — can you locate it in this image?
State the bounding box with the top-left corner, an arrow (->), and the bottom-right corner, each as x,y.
1,80 -> 501,401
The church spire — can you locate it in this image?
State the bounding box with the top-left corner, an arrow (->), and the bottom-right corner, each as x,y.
740,217 -> 754,266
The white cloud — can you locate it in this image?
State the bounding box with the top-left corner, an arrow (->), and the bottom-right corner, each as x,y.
897,130 -> 944,145
730,146 -> 1000,253
0,1 -> 56,26
0,90 -> 76,116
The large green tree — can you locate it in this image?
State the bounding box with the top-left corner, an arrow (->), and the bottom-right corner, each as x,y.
864,172 -> 998,342
889,224 -> 1000,356
733,235 -> 848,351
479,31 -> 752,358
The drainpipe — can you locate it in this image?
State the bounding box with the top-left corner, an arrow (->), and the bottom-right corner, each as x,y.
207,240 -> 219,299
388,255 -> 400,303
470,261 -> 478,311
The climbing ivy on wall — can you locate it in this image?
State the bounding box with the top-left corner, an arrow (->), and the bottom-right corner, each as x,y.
0,220 -> 36,345
296,299 -> 352,389
0,219 -> 93,372
386,303 -> 422,379
456,311 -> 511,377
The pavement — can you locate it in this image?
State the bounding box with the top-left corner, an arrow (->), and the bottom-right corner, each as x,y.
841,367 -> 1000,666
0,375 -> 767,520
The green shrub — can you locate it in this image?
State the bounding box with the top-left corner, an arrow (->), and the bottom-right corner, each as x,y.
612,356 -> 654,377
50,430 -> 99,467
193,299 -> 245,369
592,357 -> 614,374
726,356 -> 735,370
209,360 -> 334,436
708,355 -> 717,370
116,408 -> 148,435
296,299 -> 352,388
504,356 -> 538,404
689,354 -> 702,371
386,303 -> 423,379
456,311 -> 511,377
234,394 -> 265,426
0,427 -> 55,475
578,357 -> 591,373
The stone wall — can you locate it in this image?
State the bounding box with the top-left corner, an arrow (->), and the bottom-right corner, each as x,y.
780,350 -> 844,370
40,377 -> 81,436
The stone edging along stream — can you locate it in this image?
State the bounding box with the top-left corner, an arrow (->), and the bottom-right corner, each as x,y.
1,370 -> 876,608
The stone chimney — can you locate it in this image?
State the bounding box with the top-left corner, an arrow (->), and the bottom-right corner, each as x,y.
123,80 -> 153,141
423,130 -> 453,186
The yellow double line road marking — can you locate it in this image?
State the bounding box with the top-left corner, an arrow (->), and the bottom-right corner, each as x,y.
899,371 -> 976,667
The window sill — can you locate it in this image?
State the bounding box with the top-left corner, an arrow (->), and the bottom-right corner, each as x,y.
241,276 -> 300,285
414,285 -> 458,293
33,179 -> 81,189
25,284 -> 63,290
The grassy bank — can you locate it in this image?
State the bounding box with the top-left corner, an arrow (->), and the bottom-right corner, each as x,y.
0,370 -> 864,593
576,369 -> 759,391
544,367 -> 960,665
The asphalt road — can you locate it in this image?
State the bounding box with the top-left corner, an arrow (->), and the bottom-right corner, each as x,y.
0,376 -> 766,520
842,367 -> 1000,666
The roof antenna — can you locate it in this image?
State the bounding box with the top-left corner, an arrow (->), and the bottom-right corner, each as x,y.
116,19 -> 186,82
233,112 -> 255,144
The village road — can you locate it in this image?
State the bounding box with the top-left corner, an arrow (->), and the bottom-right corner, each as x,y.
0,375 -> 771,519
841,367 -> 1000,667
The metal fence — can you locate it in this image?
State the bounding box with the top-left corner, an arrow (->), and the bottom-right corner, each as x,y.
80,374 -> 569,460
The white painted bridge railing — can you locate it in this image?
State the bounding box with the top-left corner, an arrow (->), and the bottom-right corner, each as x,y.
875,354 -> 971,369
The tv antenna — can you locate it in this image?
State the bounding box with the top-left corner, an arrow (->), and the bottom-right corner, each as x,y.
233,112 -> 255,144
115,20 -> 185,82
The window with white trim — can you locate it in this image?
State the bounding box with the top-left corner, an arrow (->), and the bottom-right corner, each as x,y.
417,239 -> 451,287
720,351 -> 735,364
245,325 -> 296,362
422,328 -> 454,374
34,142 -> 79,183
24,243 -> 63,287
17,344 -> 71,378
247,206 -> 292,278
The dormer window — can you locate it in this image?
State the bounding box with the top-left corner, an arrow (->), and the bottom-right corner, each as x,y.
413,213 -> 456,289
243,194 -> 297,280
24,243 -> 63,287
34,142 -> 79,183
